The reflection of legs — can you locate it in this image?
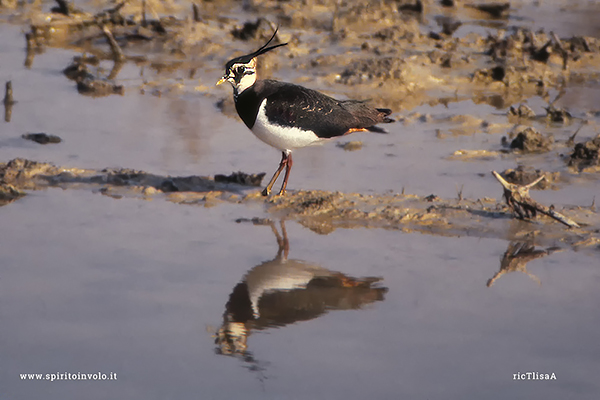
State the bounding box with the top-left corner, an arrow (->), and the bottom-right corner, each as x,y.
279,220 -> 289,259
524,271 -> 542,286
262,152 -> 288,196
269,220 -> 289,261
278,153 -> 293,196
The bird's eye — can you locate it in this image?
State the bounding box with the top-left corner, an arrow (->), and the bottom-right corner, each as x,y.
237,66 -> 246,74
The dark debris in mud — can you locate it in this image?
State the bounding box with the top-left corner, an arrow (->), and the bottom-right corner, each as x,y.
508,104 -> 536,119
63,57 -> 125,97
568,134 -> 600,172
77,76 -> 124,97
545,106 -> 572,123
63,60 -> 94,82
486,28 -> 599,68
214,171 -> 266,187
435,16 -> 462,37
231,18 -> 277,42
499,166 -> 559,190
507,127 -> 554,153
22,133 -> 62,144
337,57 -> 405,85
467,2 -> 510,19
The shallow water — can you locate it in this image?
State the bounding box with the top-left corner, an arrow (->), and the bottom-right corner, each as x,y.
2,189 -> 599,399
1,3 -> 600,399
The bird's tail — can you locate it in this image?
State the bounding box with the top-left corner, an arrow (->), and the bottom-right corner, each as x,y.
366,108 -> 394,133
376,108 -> 395,123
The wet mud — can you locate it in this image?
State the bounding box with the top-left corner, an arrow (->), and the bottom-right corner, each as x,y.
1,0 -> 599,238
2,157 -> 598,250
0,0 -> 598,107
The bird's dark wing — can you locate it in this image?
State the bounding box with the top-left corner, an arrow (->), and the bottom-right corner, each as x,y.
261,81 -> 389,138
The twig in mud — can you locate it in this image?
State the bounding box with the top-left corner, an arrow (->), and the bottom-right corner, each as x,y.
99,24 -> 125,62
97,1 -> 127,19
550,31 -> 568,70
52,0 -> 71,16
141,0 -> 160,23
3,81 -> 15,123
398,0 -> 423,14
24,33 -> 36,69
92,1 -> 127,28
491,171 -> 580,228
141,0 -> 147,27
107,60 -> 125,80
456,184 -> 464,201
3,81 -> 14,106
549,87 -> 566,108
566,123 -> 584,147
544,87 -> 571,122
192,3 -> 201,22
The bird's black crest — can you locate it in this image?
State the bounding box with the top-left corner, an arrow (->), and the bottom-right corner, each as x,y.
225,27 -> 288,70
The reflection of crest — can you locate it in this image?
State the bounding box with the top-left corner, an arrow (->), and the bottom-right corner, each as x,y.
215,219 -> 387,359
487,241 -> 561,287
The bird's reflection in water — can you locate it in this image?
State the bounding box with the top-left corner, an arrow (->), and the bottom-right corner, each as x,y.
215,219 -> 387,359
487,241 -> 562,287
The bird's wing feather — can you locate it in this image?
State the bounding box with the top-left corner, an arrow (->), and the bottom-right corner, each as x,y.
262,81 -> 384,138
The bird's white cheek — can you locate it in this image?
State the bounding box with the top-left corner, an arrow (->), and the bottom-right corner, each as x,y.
237,74 -> 257,93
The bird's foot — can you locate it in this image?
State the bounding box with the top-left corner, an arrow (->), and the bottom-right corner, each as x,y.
261,187 -> 287,197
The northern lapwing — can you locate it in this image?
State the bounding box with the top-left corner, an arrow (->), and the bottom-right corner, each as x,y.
217,29 -> 394,196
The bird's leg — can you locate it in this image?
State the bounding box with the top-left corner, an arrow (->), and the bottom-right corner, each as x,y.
278,153 -> 293,196
262,152 -> 288,196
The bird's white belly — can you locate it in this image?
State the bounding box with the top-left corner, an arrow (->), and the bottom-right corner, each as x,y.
251,99 -> 323,151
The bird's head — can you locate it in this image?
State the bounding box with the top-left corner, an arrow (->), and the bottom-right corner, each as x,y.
217,28 -> 288,95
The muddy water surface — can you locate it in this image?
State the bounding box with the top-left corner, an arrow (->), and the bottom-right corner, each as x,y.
1,1 -> 600,399
2,188 -> 599,399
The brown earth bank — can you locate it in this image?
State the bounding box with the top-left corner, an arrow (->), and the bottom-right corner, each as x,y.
2,158 -> 598,250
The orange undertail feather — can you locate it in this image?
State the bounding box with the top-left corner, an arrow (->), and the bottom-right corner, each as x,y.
343,128 -> 369,135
